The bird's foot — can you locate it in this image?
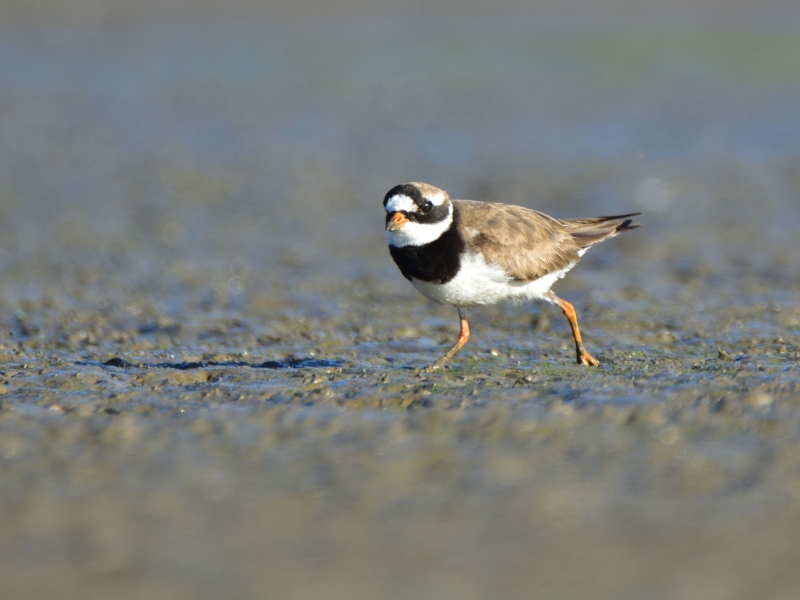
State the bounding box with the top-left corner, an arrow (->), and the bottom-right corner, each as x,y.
573,340 -> 600,367
421,357 -> 448,373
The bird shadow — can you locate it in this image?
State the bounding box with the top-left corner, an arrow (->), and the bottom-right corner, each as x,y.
78,356 -> 344,370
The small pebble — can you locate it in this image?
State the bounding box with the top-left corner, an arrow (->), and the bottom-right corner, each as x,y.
744,392 -> 773,407
659,426 -> 679,445
717,348 -> 734,361
104,357 -> 133,368
659,329 -> 676,342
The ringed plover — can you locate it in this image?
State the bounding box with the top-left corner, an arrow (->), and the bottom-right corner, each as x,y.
384,182 -> 640,370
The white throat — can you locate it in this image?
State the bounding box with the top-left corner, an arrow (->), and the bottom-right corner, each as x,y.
386,206 -> 453,248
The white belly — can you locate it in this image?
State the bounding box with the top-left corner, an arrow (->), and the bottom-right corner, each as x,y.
410,252 -> 575,307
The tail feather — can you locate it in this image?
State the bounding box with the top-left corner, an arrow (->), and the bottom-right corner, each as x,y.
564,213 -> 641,249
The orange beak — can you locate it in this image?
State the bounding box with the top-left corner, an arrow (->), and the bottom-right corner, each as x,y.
386,212 -> 409,232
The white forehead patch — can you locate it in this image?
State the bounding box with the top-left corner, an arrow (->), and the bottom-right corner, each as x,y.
385,194 -> 417,214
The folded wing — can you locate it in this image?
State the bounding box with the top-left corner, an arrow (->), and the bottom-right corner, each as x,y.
455,200 -> 640,282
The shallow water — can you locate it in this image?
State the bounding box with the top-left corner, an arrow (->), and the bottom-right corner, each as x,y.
1,2 -> 800,598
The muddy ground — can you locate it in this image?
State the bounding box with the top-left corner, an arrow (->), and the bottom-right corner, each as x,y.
1,3 -> 800,599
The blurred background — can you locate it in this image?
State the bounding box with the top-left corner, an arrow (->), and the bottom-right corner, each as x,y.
1,1 -> 800,599
1,0 -> 799,308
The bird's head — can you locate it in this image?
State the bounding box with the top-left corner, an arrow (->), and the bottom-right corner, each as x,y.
383,182 -> 453,247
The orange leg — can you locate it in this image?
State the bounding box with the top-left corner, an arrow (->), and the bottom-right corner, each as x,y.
554,296 -> 599,366
426,308 -> 470,371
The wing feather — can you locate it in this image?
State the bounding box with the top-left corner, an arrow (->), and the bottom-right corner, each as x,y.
455,201 -> 640,282
455,200 -> 580,281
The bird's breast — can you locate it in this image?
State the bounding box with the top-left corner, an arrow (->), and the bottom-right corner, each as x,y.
388,222 -> 464,284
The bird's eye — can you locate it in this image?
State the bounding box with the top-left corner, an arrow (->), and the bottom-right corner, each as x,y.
419,202 -> 433,215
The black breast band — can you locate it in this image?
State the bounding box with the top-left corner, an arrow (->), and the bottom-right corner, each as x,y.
388,213 -> 465,284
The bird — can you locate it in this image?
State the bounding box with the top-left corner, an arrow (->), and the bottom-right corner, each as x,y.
383,182 -> 640,371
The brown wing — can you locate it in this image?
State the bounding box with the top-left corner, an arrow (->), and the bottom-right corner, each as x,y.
455,200 -> 581,281
455,200 -> 641,282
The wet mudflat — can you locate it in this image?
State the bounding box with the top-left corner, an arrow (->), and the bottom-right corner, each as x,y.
2,3 -> 800,599
2,240 -> 799,600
